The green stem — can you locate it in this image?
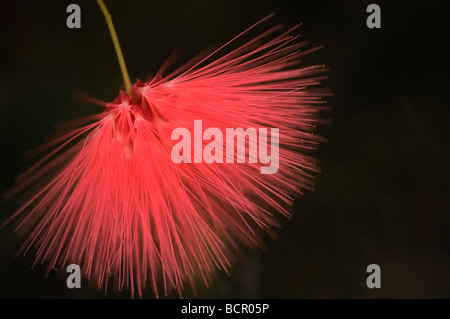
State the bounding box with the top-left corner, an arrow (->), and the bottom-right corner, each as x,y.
96,0 -> 132,94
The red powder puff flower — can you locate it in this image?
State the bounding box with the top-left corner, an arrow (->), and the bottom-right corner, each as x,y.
3,0 -> 328,297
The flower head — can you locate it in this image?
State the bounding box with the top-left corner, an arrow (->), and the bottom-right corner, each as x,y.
4,7 -> 327,297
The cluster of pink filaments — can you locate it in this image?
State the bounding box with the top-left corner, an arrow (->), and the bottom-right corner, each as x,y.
5,16 -> 328,297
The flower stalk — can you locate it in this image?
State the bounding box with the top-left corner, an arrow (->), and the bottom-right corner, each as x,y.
96,0 -> 132,94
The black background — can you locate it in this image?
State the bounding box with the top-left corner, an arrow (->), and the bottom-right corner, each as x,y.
0,0 -> 449,298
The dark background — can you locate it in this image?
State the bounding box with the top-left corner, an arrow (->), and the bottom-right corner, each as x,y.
0,0 -> 449,298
